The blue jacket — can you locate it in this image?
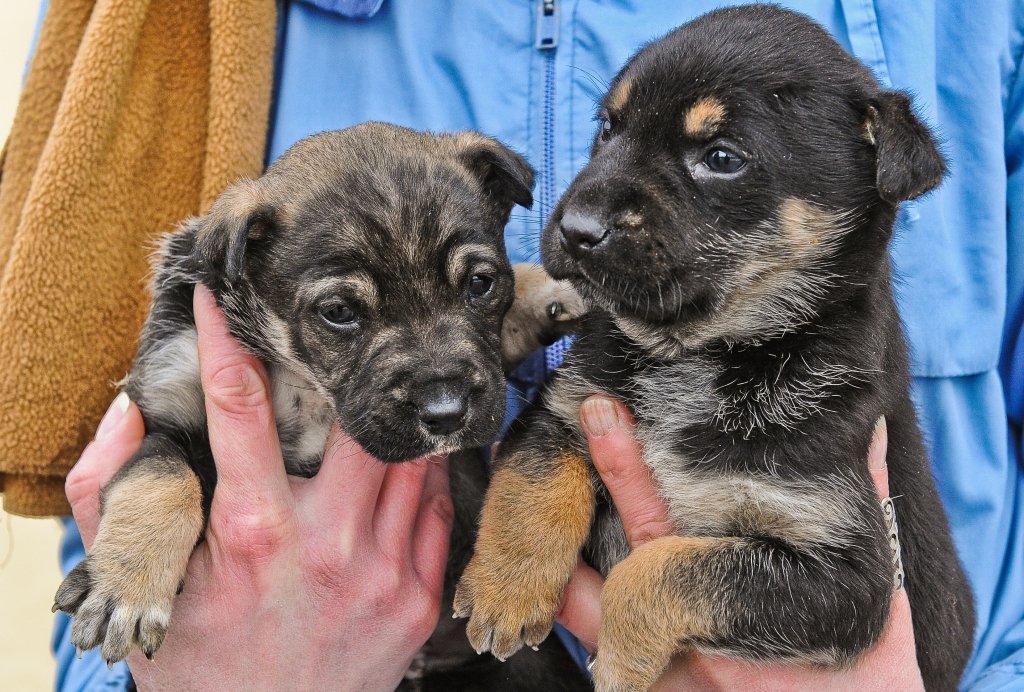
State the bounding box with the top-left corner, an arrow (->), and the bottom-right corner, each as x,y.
55,1 -> 1024,689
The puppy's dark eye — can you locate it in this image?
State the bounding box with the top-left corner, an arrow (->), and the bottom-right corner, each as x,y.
704,147 -> 746,174
468,274 -> 495,299
319,303 -> 358,329
599,116 -> 614,142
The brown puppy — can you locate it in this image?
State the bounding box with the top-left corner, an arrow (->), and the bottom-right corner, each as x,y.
455,7 -> 974,691
54,123 -> 587,690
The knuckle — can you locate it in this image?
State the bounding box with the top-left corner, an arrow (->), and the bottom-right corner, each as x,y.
205,361 -> 271,417
212,506 -> 294,562
430,494 -> 455,528
65,460 -> 97,507
372,560 -> 405,599
592,451 -> 636,484
625,517 -> 672,547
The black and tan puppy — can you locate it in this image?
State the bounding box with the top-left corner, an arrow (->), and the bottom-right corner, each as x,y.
455,6 -> 974,691
53,123 -> 587,690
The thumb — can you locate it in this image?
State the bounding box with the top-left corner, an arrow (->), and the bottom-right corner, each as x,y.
65,393 -> 146,548
868,416 -> 889,499
579,396 -> 673,547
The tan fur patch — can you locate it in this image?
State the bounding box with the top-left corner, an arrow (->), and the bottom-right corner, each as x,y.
594,535 -> 735,691
779,198 -> 829,249
618,198 -> 853,354
298,271 -> 381,312
454,451 -> 595,660
684,98 -> 727,137
78,462 -> 204,659
447,243 -> 504,288
501,264 -> 585,370
606,75 -> 634,115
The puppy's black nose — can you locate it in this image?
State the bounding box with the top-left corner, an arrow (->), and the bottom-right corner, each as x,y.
560,212 -> 610,256
415,382 -> 469,436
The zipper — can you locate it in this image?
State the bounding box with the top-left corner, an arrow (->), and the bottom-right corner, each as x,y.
536,0 -> 558,226
536,1 -> 573,373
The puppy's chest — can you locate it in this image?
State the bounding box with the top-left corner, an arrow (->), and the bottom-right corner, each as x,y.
269,365 -> 334,477
575,357 -> 867,568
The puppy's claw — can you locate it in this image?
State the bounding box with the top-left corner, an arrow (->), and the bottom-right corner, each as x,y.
75,647 -> 84,660
452,581 -> 473,619
54,559 -> 92,616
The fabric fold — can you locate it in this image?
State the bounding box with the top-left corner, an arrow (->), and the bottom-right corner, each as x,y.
0,0 -> 277,516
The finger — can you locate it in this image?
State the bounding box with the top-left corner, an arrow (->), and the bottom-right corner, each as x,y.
555,561 -> 604,652
194,284 -> 291,518
411,456 -> 453,594
868,416 -> 889,499
66,393 -> 146,548
374,457 -> 431,555
302,424 -> 388,530
855,589 -> 923,688
580,396 -> 673,547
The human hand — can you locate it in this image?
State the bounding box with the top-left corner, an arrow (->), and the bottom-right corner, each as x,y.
555,397 -> 922,690
64,285 -> 453,691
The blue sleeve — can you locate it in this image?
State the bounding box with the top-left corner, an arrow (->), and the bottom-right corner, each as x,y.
52,518 -> 132,692
961,8 -> 1024,687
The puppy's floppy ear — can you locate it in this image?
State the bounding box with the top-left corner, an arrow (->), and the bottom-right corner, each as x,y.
864,91 -> 946,204
457,134 -> 536,211
191,178 -> 274,284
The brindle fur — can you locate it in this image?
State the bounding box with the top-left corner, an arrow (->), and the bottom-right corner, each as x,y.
456,7 -> 974,691
53,123 -> 587,690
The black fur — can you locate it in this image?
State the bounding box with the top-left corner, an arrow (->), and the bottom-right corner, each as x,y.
55,123 -> 587,689
473,6 -> 973,690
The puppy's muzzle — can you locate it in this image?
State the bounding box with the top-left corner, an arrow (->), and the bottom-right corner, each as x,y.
559,211 -> 611,258
412,379 -> 469,436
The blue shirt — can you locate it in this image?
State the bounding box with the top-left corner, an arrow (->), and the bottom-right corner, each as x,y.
55,1 -> 1024,689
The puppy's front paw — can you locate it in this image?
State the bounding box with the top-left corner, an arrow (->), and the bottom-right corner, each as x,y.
453,554 -> 564,662
54,549 -> 179,664
502,264 -> 586,369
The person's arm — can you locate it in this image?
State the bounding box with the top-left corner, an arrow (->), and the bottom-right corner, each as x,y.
56,286 -> 453,690
966,11 -> 1024,686
557,396 -> 923,690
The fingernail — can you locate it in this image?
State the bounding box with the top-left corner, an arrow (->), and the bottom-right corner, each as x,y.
580,397 -> 620,437
96,392 -> 130,440
869,416 -> 888,472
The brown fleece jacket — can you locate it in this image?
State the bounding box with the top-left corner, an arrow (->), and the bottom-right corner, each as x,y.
0,0 -> 276,516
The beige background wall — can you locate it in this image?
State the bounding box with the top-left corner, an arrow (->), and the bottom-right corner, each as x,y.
0,1 -> 65,690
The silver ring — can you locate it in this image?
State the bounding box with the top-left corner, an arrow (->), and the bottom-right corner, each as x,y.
881,497 -> 905,592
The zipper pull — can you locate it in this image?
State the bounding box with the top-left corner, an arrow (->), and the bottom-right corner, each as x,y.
536,0 -> 558,50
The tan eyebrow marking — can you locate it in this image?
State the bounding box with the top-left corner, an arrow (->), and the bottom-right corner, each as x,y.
606,74 -> 634,115
447,243 -> 503,286
684,98 -> 727,137
299,271 -> 380,311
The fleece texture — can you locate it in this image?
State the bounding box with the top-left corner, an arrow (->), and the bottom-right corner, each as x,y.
0,0 -> 276,516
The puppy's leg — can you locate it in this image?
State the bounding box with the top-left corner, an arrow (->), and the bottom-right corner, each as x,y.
592,531 -> 892,692
454,410 -> 595,661
54,433 -> 204,663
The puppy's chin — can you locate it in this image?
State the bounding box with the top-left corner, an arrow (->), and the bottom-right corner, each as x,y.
343,412 -> 505,464
544,246 -> 712,328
